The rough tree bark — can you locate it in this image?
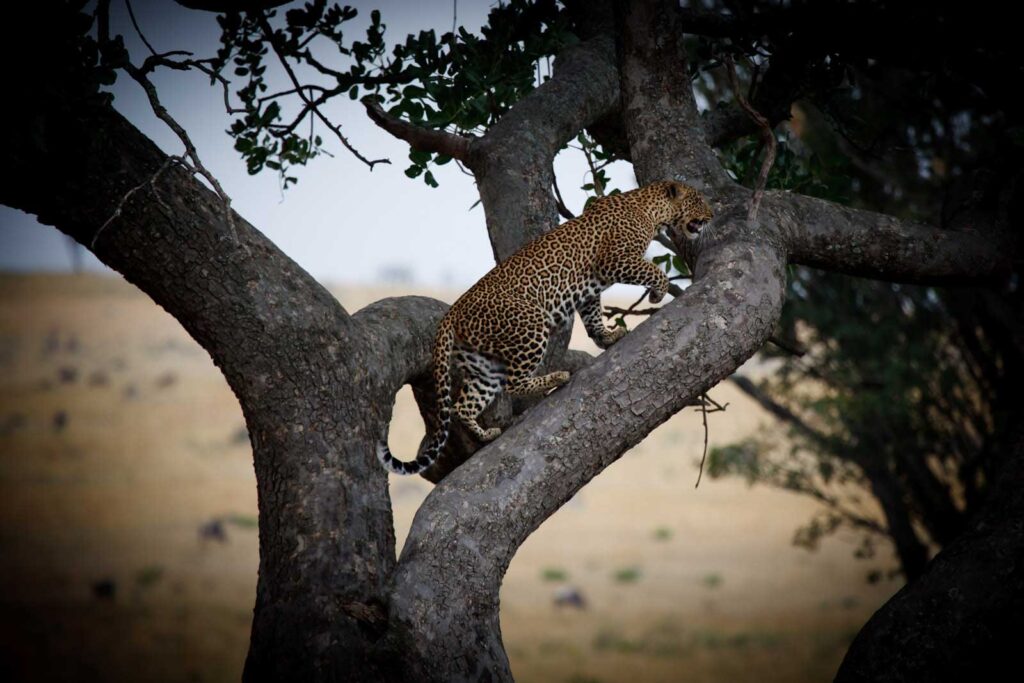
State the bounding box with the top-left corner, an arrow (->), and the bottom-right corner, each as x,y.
2,0 -> 1015,681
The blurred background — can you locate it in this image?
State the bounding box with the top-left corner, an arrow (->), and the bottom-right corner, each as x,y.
0,274 -> 896,683
7,0 -> 1013,681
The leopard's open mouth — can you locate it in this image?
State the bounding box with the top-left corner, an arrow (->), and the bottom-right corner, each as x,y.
685,219 -> 708,238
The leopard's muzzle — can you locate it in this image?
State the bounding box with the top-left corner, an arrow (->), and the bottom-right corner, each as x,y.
685,218 -> 708,239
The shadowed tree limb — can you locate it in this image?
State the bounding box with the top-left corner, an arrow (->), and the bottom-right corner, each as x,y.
362,99 -> 476,165
0,78 -> 457,679
836,421 -> 1024,683
767,191 -> 1012,284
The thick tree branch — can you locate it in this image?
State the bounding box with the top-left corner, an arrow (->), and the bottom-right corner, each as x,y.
767,191 -> 1012,284
2,76 -> 402,677
471,33 -> 620,260
353,296 -> 488,483
389,236 -> 787,681
617,0 -> 732,192
353,296 -> 449,398
836,424 -> 1024,682
362,99 -> 475,165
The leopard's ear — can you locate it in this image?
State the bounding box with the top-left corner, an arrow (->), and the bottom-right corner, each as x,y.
666,183 -> 679,199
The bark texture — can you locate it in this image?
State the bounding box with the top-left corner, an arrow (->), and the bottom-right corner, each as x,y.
3,82 -> 443,680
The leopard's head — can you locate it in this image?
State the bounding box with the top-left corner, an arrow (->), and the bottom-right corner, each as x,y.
660,180 -> 713,240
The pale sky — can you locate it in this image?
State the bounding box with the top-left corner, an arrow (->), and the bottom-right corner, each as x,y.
0,0 -> 647,287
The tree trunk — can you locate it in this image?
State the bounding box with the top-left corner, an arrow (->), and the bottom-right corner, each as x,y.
835,424 -> 1024,683
4,2 -> 1015,680
2,84 -> 449,680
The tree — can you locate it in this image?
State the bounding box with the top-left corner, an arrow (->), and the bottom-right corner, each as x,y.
711,270 -> 1020,584
702,14 -> 1024,587
2,1 -> 1019,681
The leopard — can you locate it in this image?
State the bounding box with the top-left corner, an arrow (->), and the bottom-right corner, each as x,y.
377,179 -> 713,475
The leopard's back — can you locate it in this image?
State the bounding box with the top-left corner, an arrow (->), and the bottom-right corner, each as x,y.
449,218 -> 603,342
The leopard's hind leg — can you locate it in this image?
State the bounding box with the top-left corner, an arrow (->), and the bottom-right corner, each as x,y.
452,348 -> 505,442
497,314 -> 569,398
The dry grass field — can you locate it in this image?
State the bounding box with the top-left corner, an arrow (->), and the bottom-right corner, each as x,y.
0,274 -> 898,683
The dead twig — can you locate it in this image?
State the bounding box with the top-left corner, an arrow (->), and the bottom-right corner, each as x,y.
258,14 -> 389,170
696,393 -> 710,488
92,156 -> 183,249
552,172 -> 576,220
94,1 -> 243,249
702,394 -> 730,413
124,62 -> 243,247
694,393 -> 728,488
724,54 -> 777,222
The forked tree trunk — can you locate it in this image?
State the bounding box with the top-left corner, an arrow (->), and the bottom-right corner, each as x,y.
3,1 -> 1015,680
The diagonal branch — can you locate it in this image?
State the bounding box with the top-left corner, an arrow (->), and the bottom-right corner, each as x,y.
389,236 -> 787,682
470,33 -> 621,260
729,375 -> 828,448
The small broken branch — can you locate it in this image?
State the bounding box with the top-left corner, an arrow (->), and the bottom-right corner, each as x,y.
123,62 -> 242,245
552,172 -> 576,220
603,287 -> 657,329
362,98 -> 476,164
724,54 -> 778,221
92,155 -> 182,249
767,334 -> 807,357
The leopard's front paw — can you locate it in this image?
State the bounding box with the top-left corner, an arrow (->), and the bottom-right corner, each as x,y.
599,326 -> 627,349
480,427 -> 502,442
648,287 -> 666,304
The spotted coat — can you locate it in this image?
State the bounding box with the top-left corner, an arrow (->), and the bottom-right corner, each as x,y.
377,180 -> 714,474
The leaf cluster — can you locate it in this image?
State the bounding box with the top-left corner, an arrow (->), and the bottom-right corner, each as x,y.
210,0 -> 574,186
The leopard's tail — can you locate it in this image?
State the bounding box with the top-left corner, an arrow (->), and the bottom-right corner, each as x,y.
375,316 -> 455,475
